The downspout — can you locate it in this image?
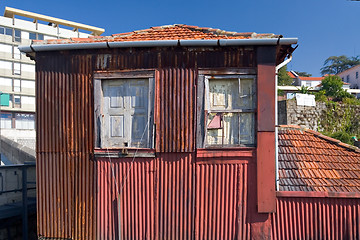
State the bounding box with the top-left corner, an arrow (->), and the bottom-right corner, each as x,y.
275,55 -> 292,191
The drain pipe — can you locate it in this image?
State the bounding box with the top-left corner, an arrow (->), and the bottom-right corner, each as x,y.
275,55 -> 292,191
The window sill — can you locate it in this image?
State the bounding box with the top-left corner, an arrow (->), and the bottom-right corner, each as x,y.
94,148 -> 155,158
196,147 -> 255,164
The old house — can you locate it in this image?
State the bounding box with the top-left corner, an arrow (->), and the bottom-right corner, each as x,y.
19,24 -> 298,239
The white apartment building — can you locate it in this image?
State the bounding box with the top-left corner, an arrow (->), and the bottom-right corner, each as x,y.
0,7 -> 104,133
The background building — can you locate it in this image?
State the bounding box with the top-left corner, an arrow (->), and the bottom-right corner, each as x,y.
0,7 -> 104,164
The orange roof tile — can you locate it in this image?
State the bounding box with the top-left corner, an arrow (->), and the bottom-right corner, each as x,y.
298,76 -> 324,81
32,24 -> 281,45
278,125 -> 360,193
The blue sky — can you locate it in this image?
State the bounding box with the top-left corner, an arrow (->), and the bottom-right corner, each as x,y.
1,0 -> 360,76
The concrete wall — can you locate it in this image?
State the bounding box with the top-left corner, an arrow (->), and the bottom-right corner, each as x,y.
0,135 -> 35,165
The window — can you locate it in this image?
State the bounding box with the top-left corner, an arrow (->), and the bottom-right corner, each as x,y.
15,113 -> 35,129
94,72 -> 155,149
29,32 -> 44,40
306,81 -> 311,87
356,72 -> 358,79
13,62 -> 21,75
347,75 -> 350,82
13,79 -> 21,92
0,27 -> 21,42
0,112 -> 12,129
14,29 -> 21,42
203,75 -> 256,147
13,46 -> 21,59
13,95 -> 21,108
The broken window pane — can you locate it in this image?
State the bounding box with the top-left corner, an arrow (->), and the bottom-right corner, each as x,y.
206,76 -> 256,147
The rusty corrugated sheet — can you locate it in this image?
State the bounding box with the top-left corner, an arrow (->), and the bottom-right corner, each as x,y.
272,197 -> 360,240
35,47 -> 257,239
97,157 -> 157,240
155,69 -> 195,152
96,153 -> 194,240
195,163 -> 250,240
36,54 -> 95,239
96,155 -> 251,240
157,153 -> 194,239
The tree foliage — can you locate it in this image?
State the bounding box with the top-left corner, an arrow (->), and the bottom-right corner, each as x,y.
294,71 -> 312,77
320,55 -> 360,75
278,65 -> 293,86
320,75 -> 354,101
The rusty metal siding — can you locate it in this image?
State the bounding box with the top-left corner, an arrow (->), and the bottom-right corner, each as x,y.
155,69 -> 195,152
156,153 -> 195,239
195,163 -> 250,240
272,197 -> 360,240
36,47 -> 257,239
97,157 -> 157,240
96,154 -> 194,240
36,54 -> 95,239
96,155 -> 252,240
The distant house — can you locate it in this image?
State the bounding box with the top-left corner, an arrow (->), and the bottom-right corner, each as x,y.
280,71 -> 357,100
337,64 -> 360,89
288,71 -> 323,88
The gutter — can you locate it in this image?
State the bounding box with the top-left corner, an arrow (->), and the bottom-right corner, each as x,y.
275,56 -> 293,191
18,38 -> 298,53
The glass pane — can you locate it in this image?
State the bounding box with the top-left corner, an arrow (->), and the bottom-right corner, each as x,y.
5,28 -> 12,36
13,63 -> 21,75
209,78 -> 255,110
206,112 -> 255,146
13,46 -> 21,59
14,29 -> 21,42
14,79 -> 21,92
29,32 -> 36,40
38,34 -> 44,40
0,113 -> 12,128
0,27 -> 4,34
239,78 -> 256,109
209,79 -> 238,110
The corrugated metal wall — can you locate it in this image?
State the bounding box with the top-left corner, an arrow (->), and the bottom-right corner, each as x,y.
36,54 -> 95,239
96,155 -> 250,240
195,163 -> 250,240
272,197 -> 360,240
155,69 -> 195,152
36,47 -> 257,239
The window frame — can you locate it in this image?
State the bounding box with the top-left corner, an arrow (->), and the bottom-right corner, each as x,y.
94,70 -> 155,150
197,72 -> 257,149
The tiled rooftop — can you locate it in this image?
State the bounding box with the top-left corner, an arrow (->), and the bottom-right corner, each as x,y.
278,125 -> 360,193
32,24 -> 281,45
298,76 -> 324,81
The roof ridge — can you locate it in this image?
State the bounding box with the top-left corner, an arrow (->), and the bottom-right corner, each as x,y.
278,125 -> 360,153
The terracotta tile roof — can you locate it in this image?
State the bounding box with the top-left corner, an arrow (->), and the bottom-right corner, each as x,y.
278,125 -> 360,193
32,24 -> 281,45
288,71 -> 297,78
298,76 -> 324,81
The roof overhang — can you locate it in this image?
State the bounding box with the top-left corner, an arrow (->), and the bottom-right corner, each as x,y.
19,38 -> 298,59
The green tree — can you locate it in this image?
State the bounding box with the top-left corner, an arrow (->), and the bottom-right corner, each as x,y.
320,75 -> 354,101
294,71 -> 312,77
297,85 -> 311,94
278,65 -> 293,86
320,55 -> 360,75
